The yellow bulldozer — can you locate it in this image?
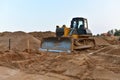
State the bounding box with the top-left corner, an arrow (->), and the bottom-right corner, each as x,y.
40,17 -> 95,53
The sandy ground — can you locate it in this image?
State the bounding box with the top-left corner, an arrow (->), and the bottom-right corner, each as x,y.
0,31 -> 119,80
0,66 -> 66,80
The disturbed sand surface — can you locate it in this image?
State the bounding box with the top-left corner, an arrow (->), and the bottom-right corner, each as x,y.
0,31 -> 119,80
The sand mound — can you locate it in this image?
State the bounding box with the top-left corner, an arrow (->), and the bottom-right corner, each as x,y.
0,31 -> 40,51
94,37 -> 110,46
29,31 -> 55,40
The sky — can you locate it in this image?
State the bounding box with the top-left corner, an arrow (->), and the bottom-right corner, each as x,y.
0,0 -> 120,34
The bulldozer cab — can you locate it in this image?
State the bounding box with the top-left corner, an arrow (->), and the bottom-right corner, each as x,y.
70,17 -> 88,35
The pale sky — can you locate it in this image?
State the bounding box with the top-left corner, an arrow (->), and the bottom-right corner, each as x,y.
0,0 -> 120,34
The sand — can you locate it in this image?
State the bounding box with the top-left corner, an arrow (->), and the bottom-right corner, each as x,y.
0,31 -> 119,80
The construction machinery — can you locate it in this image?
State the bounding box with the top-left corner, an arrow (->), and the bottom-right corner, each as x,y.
40,17 -> 95,53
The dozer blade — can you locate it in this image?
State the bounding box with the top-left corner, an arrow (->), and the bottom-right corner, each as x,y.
40,37 -> 72,53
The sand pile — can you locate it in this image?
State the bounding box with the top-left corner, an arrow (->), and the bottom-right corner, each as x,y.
102,36 -> 120,45
0,31 -> 40,51
29,31 -> 55,40
94,37 -> 110,46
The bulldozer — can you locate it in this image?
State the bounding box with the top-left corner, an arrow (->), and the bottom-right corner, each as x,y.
40,17 -> 95,53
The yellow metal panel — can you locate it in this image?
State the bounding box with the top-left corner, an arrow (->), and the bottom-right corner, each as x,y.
72,34 -> 79,39
64,27 -> 70,37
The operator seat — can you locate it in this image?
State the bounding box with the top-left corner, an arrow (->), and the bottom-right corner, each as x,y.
78,25 -> 86,35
